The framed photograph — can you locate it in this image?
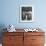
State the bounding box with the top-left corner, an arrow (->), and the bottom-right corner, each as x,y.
20,5 -> 34,22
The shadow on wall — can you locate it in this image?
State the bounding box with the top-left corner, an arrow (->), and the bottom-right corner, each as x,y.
0,24 -> 7,43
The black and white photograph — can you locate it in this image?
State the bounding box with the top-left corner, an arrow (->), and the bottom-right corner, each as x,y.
20,5 -> 34,22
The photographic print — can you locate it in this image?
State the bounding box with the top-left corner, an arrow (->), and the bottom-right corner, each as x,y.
20,5 -> 34,22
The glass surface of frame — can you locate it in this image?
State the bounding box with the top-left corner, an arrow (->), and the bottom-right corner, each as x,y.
20,5 -> 34,22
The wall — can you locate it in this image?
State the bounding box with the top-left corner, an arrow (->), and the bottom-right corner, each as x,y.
0,0 -> 46,29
